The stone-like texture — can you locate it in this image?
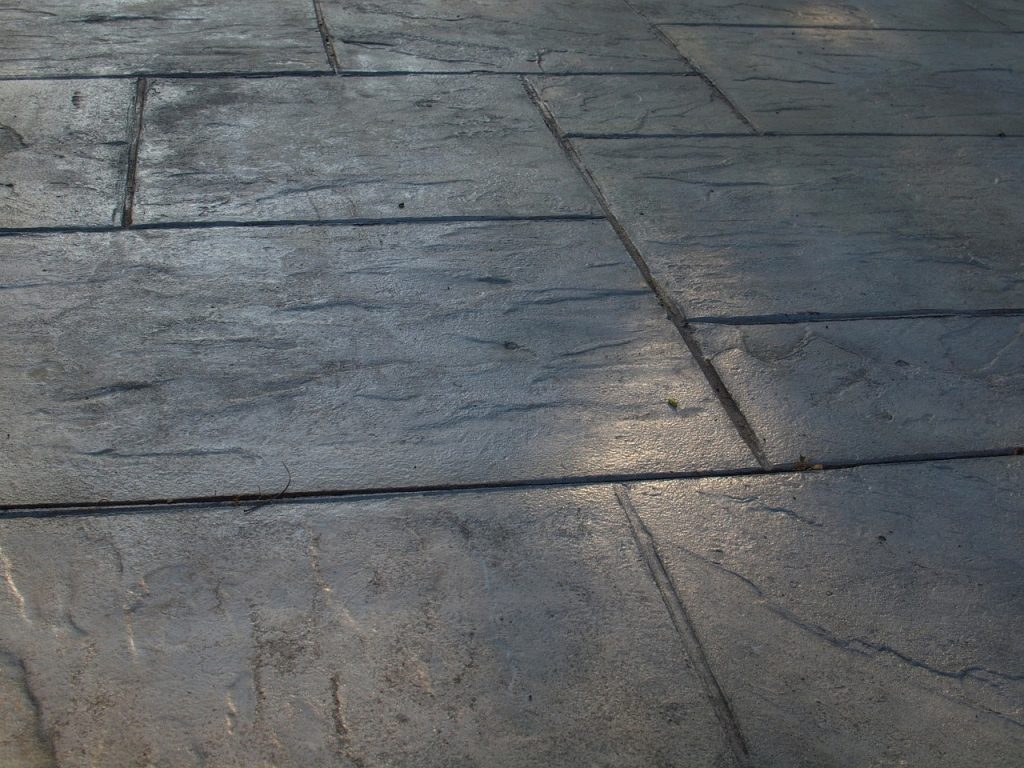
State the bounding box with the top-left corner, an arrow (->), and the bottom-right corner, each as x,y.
134,76 -> 599,224
662,27 -> 1024,134
693,317 -> 1024,465
321,0 -> 685,73
0,0 -> 328,77
0,222 -> 753,506
627,457 -> 1024,767
527,74 -> 750,136
963,0 -> 1024,29
634,0 -> 1002,28
574,137 -> 1024,319
0,79 -> 133,228
0,486 -> 732,767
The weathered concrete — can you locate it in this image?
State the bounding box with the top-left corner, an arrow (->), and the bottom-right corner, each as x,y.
626,457 -> 1024,766
527,74 -> 750,136
134,76 -> 600,224
322,0 -> 686,73
0,79 -> 133,228
633,0 -> 1002,29
693,316 -> 1024,465
0,0 -> 328,77
662,27 -> 1024,134
0,222 -> 752,506
962,0 -> 1024,29
0,485 -> 732,767
575,136 -> 1024,319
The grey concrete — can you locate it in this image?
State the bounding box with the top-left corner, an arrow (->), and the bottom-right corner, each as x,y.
0,0 -> 328,77
527,74 -> 750,136
0,222 -> 752,506
0,79 -> 133,228
963,0 -> 1024,29
135,77 -> 600,224
575,137 -> 1024,319
693,316 -> 1024,465
634,0 -> 1003,28
321,0 -> 686,73
0,486 -> 732,767
662,27 -> 1024,134
626,457 -> 1024,766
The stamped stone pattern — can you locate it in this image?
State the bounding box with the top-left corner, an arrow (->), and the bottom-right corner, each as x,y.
662,27 -> 1024,134
0,222 -> 752,506
0,486 -> 731,767
321,0 -> 686,73
134,76 -> 600,224
632,0 -> 1002,28
626,458 -> 1024,767
0,79 -> 133,228
0,0 -> 328,77
575,137 -> 1024,319
527,74 -> 750,136
692,316 -> 1024,465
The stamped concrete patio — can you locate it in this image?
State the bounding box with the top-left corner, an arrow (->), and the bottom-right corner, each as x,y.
1,1 -> 1022,766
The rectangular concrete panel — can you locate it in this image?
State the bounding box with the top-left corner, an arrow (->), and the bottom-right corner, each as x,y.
527,74 -> 751,136
0,222 -> 753,506
0,79 -> 133,228
633,0 -> 1002,28
0,485 -> 732,766
626,457 -> 1024,766
134,76 -> 600,224
575,137 -> 1024,319
0,0 -> 329,77
662,27 -> 1024,134
321,0 -> 686,73
693,316 -> 1024,465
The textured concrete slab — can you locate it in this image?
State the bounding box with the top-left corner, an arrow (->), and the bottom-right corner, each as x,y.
321,0 -> 685,73
574,137 -> 1024,319
634,0 -> 1002,28
693,316 -> 1024,465
0,79 -> 133,228
0,0 -> 328,77
662,27 -> 1024,134
135,76 -> 599,224
527,74 -> 750,136
626,457 -> 1024,767
0,486 -> 732,767
0,222 -> 753,506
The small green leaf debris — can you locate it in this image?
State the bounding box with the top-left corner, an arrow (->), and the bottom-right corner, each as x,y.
666,398 -> 679,409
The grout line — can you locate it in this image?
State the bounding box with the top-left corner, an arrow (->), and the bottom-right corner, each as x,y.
614,485 -> 751,766
1,449 -> 1020,518
687,307 -> 1024,326
521,75 -> 771,469
0,70 -> 697,83
619,0 -> 761,134
0,213 -> 605,238
119,77 -> 148,228
657,22 -> 1022,32
312,0 -> 342,73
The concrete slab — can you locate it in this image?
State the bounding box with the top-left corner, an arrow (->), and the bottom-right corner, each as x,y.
0,222 -> 753,506
321,0 -> 685,73
662,27 -> 1024,134
574,137 -> 1024,319
693,316 -> 1024,465
527,74 -> 750,136
0,79 -> 133,228
134,76 -> 599,224
0,0 -> 328,77
0,486 -> 732,766
633,0 -> 1002,29
626,457 -> 1024,767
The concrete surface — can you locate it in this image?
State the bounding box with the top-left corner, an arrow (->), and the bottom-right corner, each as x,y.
1,0 -> 1022,765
